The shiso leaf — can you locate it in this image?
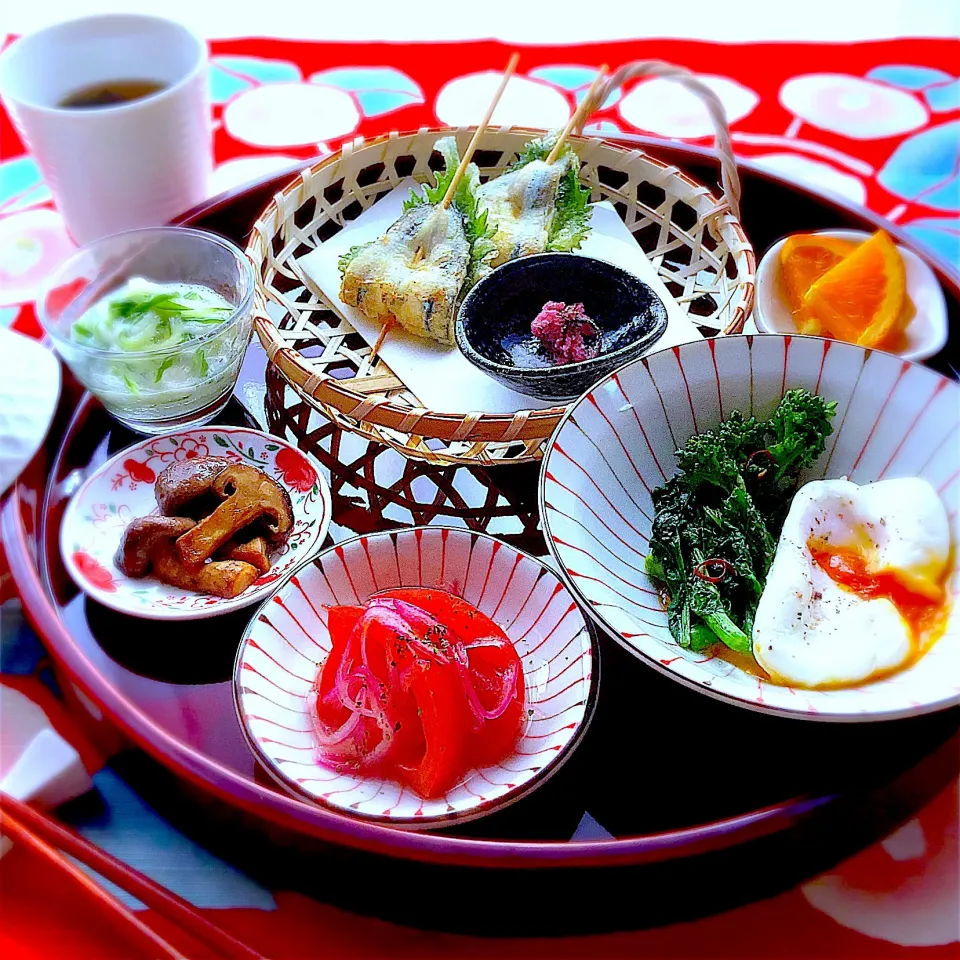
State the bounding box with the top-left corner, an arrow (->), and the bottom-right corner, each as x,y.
508,132 -> 593,252
403,136 -> 497,287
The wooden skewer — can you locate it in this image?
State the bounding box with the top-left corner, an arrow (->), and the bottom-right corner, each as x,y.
371,247 -> 424,361
369,53 -> 519,364
370,316 -> 394,361
545,63 -> 609,165
441,52 -> 520,209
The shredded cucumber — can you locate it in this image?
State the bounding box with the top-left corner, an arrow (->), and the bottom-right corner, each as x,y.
69,278 -> 235,395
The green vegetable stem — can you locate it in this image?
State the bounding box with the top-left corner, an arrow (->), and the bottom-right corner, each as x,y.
645,389 -> 837,657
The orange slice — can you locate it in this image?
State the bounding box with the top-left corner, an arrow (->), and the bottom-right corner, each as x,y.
803,230 -> 907,348
778,235 -> 857,335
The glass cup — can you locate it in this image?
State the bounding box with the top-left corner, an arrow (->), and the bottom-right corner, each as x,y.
38,227 -> 255,435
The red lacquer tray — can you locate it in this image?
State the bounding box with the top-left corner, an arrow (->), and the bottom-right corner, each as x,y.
4,138 -> 959,936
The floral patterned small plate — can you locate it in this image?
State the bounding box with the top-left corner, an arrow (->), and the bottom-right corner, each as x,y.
60,427 -> 331,620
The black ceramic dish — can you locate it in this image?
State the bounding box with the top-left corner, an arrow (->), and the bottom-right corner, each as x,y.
455,253 -> 669,402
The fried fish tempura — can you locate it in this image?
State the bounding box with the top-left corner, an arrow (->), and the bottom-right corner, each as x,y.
339,203 -> 469,346
477,155 -> 574,267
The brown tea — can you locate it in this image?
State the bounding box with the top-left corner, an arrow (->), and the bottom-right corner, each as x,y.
59,79 -> 166,109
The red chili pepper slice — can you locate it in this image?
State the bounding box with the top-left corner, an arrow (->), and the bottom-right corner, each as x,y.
693,558 -> 734,583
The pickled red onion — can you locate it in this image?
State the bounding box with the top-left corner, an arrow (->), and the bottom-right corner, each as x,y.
311,702 -> 361,747
452,640 -> 519,722
314,590 -> 525,796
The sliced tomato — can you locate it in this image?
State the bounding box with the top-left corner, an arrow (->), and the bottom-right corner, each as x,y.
375,587 -> 508,645
357,612 -> 425,769
373,589 -> 525,771
318,605 -> 366,690
464,639 -> 525,769
314,594 -> 525,799
400,659 -> 470,799
328,605 -> 366,647
315,605 -> 365,728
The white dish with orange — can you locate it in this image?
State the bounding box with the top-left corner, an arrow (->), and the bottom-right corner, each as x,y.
754,229 -> 948,362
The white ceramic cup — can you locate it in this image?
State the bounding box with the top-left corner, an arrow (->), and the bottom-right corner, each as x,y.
0,15 -> 211,245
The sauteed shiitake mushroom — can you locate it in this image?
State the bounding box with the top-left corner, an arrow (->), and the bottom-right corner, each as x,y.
114,456 -> 293,599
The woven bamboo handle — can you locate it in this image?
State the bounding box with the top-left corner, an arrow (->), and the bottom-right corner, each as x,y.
574,60 -> 742,221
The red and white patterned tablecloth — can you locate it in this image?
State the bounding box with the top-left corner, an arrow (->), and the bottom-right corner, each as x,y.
1,29 -> 958,960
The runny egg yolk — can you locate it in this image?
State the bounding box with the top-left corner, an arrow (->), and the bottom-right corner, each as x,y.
752,477 -> 951,689
808,544 -> 947,653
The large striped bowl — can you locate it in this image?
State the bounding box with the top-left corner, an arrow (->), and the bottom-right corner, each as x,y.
234,527 -> 596,827
541,335 -> 960,721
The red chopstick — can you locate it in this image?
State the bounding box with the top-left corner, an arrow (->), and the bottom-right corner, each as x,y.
1,806 -> 188,959
0,793 -> 265,960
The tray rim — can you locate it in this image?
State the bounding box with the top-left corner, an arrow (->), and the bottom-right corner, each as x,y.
4,137 -> 959,870
5,465 -> 838,866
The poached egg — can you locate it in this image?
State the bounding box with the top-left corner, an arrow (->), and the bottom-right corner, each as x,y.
753,477 -> 950,688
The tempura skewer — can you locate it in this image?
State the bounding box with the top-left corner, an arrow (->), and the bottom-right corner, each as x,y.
440,52 -> 520,210
366,52 -> 519,362
470,64 -> 604,270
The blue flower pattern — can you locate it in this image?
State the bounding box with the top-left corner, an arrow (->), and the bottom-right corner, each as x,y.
861,63 -> 960,272
925,79 -> 960,113
867,63 -> 960,115
530,65 -> 620,110
0,156 -> 52,212
309,67 -> 423,118
208,56 -> 302,104
904,219 -> 960,269
878,121 -> 960,211
867,65 -> 953,90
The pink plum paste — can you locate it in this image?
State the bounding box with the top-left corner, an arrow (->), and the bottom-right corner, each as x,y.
531,301 -> 601,365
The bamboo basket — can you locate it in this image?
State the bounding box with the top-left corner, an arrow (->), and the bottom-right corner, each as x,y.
247,61 -> 757,466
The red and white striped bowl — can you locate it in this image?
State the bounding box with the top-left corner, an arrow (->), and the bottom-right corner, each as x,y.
541,335 -> 960,721
234,527 -> 597,827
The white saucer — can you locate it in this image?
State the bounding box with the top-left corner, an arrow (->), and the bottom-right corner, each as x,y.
0,328 -> 61,495
754,229 -> 948,362
60,426 -> 331,620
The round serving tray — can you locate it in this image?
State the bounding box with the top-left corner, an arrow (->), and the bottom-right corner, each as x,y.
4,137 -> 959,936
